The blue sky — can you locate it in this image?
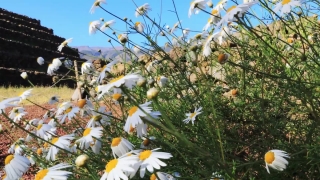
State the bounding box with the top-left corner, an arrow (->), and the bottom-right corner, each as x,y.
1,0 -> 213,47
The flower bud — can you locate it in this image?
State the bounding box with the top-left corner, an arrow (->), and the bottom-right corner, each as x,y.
217,53 -> 229,64
118,34 -> 128,44
207,0 -> 213,8
147,87 -> 159,99
20,72 -> 28,79
77,99 -> 87,108
137,77 -> 147,87
75,154 -> 89,167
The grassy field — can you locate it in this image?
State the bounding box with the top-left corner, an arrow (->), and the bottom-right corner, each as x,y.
0,85 -> 74,105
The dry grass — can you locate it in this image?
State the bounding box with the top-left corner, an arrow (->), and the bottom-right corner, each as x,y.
0,85 -> 74,105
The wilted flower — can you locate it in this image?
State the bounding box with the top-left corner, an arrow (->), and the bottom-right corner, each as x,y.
20,72 -> 28,80
58,38 -> 72,52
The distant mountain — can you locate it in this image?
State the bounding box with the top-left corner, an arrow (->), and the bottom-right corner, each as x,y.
73,45 -> 172,61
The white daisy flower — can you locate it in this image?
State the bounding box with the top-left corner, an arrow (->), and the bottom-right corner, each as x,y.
96,73 -> 141,99
86,106 -> 111,128
19,89 -> 32,101
135,3 -> 151,17
118,33 -> 128,44
273,0 -> 302,16
9,107 -> 27,123
90,139 -> 102,154
135,22 -> 145,33
188,0 -> 207,18
150,172 -> 176,180
183,107 -> 203,125
78,98 -> 94,117
170,21 -> 182,34
216,1 -> 258,27
4,154 -> 30,180
8,138 -> 26,155
203,32 -> 219,57
124,101 -> 161,136
47,64 -> 56,76
111,137 -> 134,158
265,149 -> 290,173
58,38 -> 72,52
36,120 -> 53,139
217,26 -> 231,45
52,58 -> 62,69
89,20 -> 101,35
0,97 -> 20,112
48,95 -> 60,105
136,123 -> 149,138
213,0 -> 228,11
81,60 -> 94,74
37,57 -> 45,65
20,72 -> 28,79
97,60 -> 118,83
76,127 -> 103,150
46,134 -> 75,161
100,19 -> 116,31
203,10 -> 221,31
90,0 -> 106,14
135,148 -> 173,178
56,102 -> 79,124
34,163 -> 72,179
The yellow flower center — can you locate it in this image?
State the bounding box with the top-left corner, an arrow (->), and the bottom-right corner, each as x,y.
43,142 -> 49,148
94,1 -> 100,6
135,22 -> 141,27
95,86 -> 99,92
37,124 -> 43,130
112,93 -> 122,101
51,137 -> 59,144
190,112 -> 196,118
37,148 -> 43,155
111,137 -> 121,147
128,106 -> 138,116
265,151 -> 275,164
83,128 -> 91,137
211,9 -> 218,15
227,6 -> 236,13
65,107 -> 72,113
105,159 -> 118,173
35,169 -> 49,180
150,174 -> 157,180
110,75 -> 124,83
93,115 -> 102,121
139,150 -> 152,160
5,155 -> 14,165
282,0 -> 291,5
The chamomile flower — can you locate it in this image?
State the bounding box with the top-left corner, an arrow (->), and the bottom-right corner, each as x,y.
110,87 -> 123,103
78,98 -> 94,117
111,137 -> 134,158
100,19 -> 116,31
20,72 -> 28,79
9,107 -> 27,123
76,127 -> 103,150
136,148 -> 173,178
183,107 -> 203,125
86,106 -> 111,128
203,10 -> 221,31
48,95 -> 60,105
124,101 -> 161,136
58,38 -> 72,52
203,32 -> 219,57
0,97 -> 20,112
52,58 -> 62,69
89,20 -> 101,35
118,33 -> 128,44
100,155 -> 139,180
135,3 -> 151,17
8,138 -> 26,155
46,134 -> 75,161
188,0 -> 207,18
81,60 -> 94,74
265,149 -> 290,173
36,120 -> 53,139
213,0 -> 228,11
170,21 -> 182,34
19,89 -> 32,101
56,102 -> 79,124
34,163 -> 72,179
37,57 -> 45,65
273,0 -> 302,16
97,60 -> 118,83
47,64 -> 56,76
90,0 -> 106,14
150,172 -> 176,180
216,1 -> 258,27
4,154 -> 30,180
135,22 -> 145,33
96,73 -> 141,99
